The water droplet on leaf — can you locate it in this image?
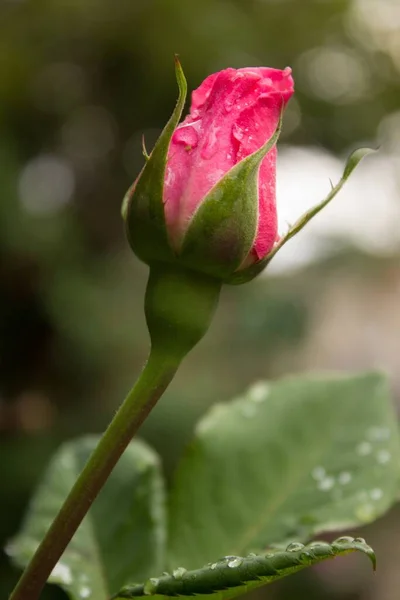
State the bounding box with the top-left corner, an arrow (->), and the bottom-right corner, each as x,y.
228,557 -> 243,568
249,382 -> 270,402
299,551 -> 313,564
370,488 -> 383,501
286,542 -> 305,552
306,541 -> 332,553
335,536 -> 354,544
356,441 -> 372,456
173,567 -> 187,579
376,449 -> 391,464
355,503 -> 376,522
338,471 -> 352,485
144,578 -> 159,595
311,466 -> 326,480
317,476 -> 335,491
51,563 -> 73,585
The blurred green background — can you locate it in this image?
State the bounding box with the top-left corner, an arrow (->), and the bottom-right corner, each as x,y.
1,0 -> 400,598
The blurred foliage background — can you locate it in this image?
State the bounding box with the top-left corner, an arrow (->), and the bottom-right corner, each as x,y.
1,0 -> 400,598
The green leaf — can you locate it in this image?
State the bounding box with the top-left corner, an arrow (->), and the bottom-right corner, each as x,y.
9,436 -> 166,600
180,113 -> 283,279
124,57 -> 187,264
168,372 -> 399,570
229,146 -> 376,284
114,536 -> 375,600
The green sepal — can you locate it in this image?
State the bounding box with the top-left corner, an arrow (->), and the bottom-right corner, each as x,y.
228,147 -> 376,285
124,58 -> 187,264
179,114 -> 283,280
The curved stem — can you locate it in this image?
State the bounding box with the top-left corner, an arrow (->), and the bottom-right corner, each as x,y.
9,349 -> 180,600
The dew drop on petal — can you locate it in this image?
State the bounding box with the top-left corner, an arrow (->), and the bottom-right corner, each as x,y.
201,125 -> 221,159
224,95 -> 235,113
173,125 -> 199,149
232,122 -> 244,142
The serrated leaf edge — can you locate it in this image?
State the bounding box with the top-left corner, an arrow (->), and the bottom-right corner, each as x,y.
113,537 -> 375,599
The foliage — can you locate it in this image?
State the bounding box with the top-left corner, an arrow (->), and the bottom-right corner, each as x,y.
10,373 -> 400,599
2,1 -> 400,599
115,537 -> 376,600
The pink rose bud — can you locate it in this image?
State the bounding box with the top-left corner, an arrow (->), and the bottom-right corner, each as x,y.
124,61 -> 294,283
165,67 -> 293,261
